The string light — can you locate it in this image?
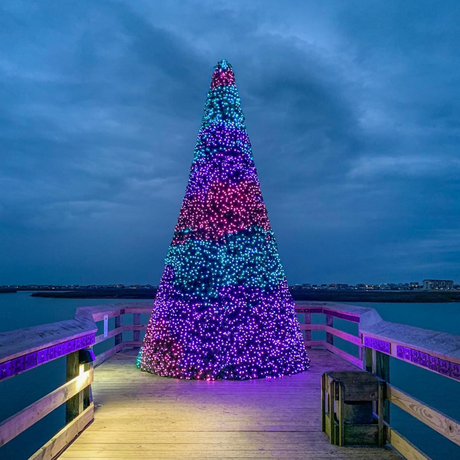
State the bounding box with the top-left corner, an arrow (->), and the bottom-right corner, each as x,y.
138,60 -> 310,380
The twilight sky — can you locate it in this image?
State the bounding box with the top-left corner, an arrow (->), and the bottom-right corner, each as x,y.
1,0 -> 459,285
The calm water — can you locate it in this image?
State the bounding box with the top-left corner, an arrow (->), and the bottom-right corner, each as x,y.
0,293 -> 459,459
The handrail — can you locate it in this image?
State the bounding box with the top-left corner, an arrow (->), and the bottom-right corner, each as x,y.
0,302 -> 150,459
0,369 -> 93,447
387,384 -> 460,446
294,301 -> 460,380
0,306 -> 98,380
361,321 -> 460,381
295,302 -> 366,368
83,303 -> 151,367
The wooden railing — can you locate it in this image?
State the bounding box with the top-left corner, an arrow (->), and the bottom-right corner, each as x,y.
0,302 -> 151,460
295,301 -> 460,460
1,300 -> 459,459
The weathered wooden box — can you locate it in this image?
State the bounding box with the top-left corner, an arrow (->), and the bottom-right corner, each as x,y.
321,371 -> 385,446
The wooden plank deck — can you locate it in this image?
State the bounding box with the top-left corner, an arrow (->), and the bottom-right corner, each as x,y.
61,349 -> 401,459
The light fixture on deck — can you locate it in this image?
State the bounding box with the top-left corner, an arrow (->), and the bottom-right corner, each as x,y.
79,347 -> 95,364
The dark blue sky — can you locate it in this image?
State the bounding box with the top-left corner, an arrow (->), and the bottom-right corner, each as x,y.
1,1 -> 459,285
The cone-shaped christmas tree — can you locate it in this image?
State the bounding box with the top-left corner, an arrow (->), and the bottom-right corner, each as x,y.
138,60 -> 310,380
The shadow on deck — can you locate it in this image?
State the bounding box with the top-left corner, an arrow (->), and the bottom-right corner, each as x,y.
61,349 -> 401,459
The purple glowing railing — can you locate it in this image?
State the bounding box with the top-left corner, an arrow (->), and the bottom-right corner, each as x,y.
295,301 -> 460,382
0,334 -> 95,381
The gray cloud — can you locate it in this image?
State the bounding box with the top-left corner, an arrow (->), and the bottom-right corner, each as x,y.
1,0 -> 459,284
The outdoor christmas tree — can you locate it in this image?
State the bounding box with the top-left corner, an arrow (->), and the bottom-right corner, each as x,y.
138,60 -> 310,380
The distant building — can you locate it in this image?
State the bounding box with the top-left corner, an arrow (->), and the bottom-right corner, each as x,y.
410,282 -> 419,289
336,284 -> 349,290
422,279 -> 454,290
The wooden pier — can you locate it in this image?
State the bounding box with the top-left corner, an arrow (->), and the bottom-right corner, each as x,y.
1,302 -> 460,459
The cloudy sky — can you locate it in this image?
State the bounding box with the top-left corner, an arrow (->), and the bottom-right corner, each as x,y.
1,0 -> 459,285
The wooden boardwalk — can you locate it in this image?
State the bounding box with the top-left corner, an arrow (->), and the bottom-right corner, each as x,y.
61,349 -> 401,459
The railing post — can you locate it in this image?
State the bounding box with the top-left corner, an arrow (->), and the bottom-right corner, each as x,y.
304,312 -> 311,347
65,351 -> 83,424
362,345 -> 373,372
375,351 -> 390,424
326,314 -> 334,345
133,313 -> 141,347
362,345 -> 390,425
363,347 -> 389,379
65,350 -> 93,424
115,314 -> 123,346
84,361 -> 93,409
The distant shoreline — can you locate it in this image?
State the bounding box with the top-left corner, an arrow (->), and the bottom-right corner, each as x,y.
29,288 -> 460,302
30,289 -> 156,299
290,289 -> 460,303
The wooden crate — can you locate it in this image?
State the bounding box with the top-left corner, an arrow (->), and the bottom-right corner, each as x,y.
321,371 -> 385,446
